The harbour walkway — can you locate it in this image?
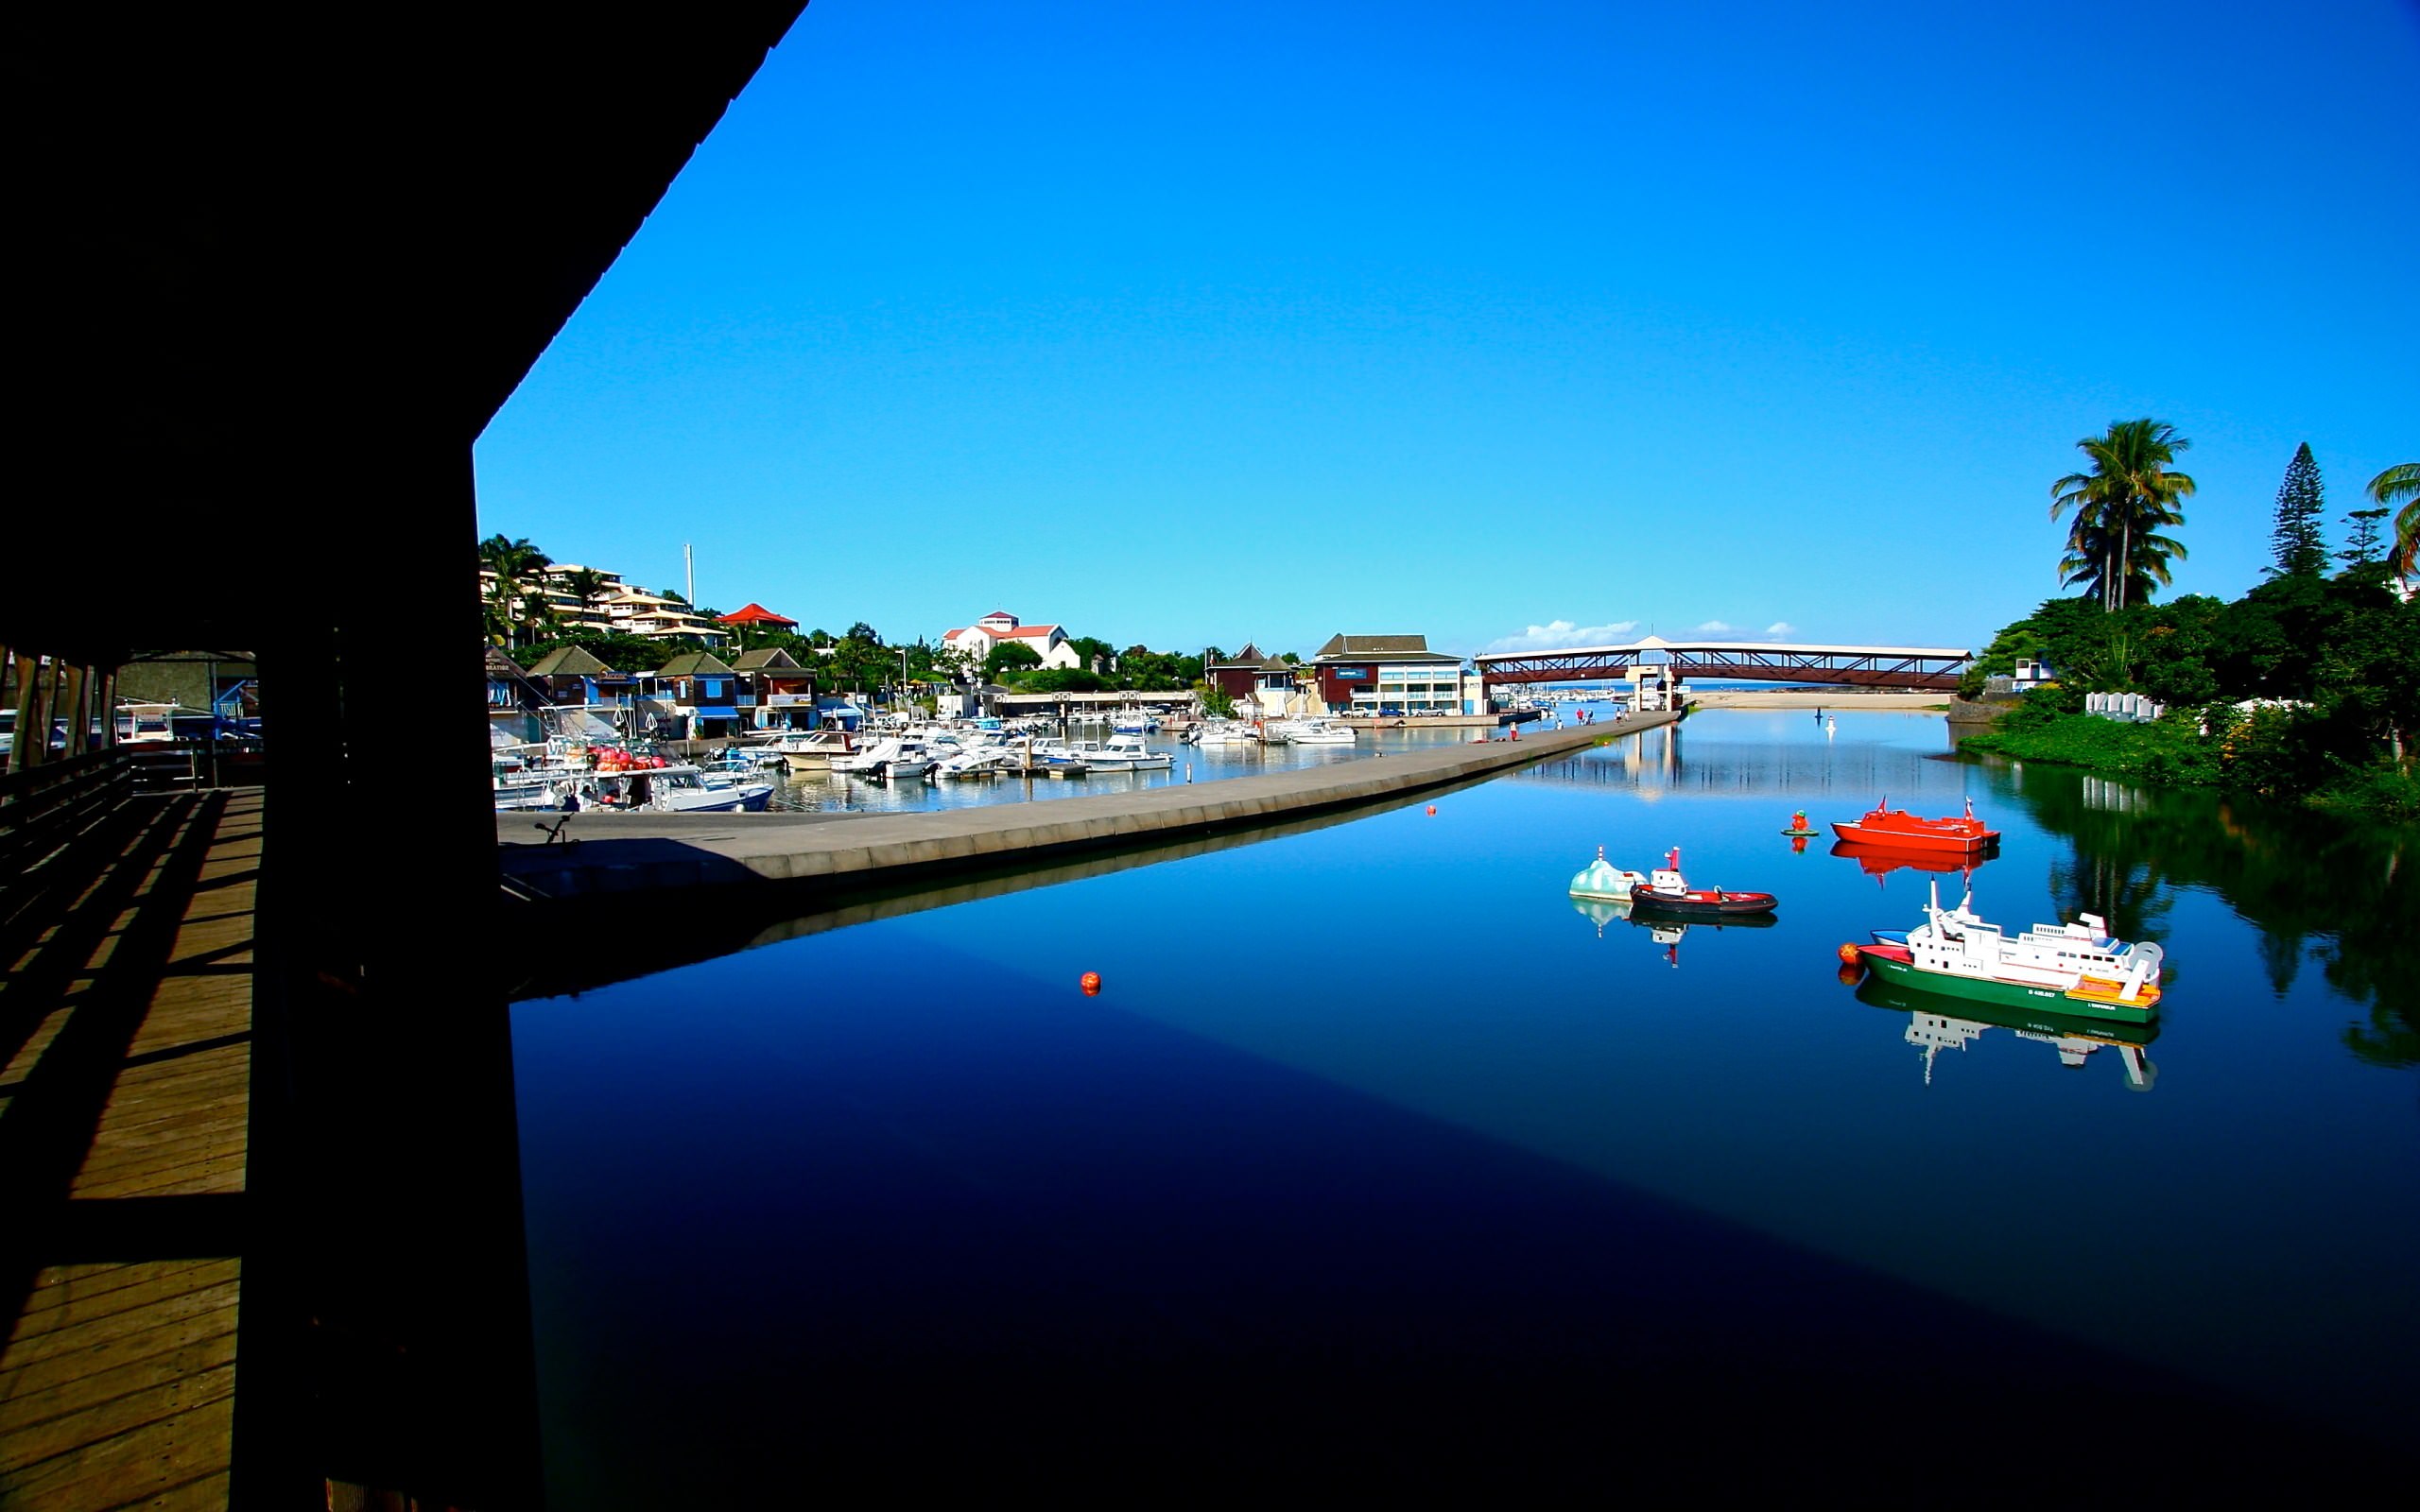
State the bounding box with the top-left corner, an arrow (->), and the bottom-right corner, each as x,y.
0,789 -> 259,1510
499,713 -> 1672,904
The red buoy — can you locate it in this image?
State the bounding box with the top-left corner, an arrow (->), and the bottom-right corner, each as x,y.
1080,971 -> 1102,995
1426,805 -> 1437,816
1837,942 -> 1862,964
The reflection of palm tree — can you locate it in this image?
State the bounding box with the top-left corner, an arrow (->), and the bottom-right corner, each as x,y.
2368,462 -> 2419,592
2050,420 -> 2195,610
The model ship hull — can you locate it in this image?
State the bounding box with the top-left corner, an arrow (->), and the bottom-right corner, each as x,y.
1857,945 -> 2157,1023
1629,887 -> 1778,918
1830,817 -> 1999,853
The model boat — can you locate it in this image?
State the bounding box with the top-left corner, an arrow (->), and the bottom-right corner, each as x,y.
1626,847 -> 1778,917
1830,796 -> 1998,853
1847,883 -> 2162,1022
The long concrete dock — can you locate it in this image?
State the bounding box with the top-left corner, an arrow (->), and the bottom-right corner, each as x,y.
497,712 -> 1676,905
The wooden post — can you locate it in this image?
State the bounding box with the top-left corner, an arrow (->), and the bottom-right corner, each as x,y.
60,663 -> 91,758
9,654 -> 48,772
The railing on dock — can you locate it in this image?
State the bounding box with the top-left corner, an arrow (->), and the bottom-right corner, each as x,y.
0,746 -> 136,886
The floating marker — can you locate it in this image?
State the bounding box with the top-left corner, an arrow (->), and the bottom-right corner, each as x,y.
1080,971 -> 1102,995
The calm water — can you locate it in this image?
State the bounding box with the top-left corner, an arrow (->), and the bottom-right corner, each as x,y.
512,710 -> 2414,1499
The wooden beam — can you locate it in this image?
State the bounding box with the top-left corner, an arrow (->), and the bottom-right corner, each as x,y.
60,664 -> 90,758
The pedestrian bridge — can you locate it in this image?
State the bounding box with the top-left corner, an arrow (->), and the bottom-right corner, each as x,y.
1475,636 -> 1970,692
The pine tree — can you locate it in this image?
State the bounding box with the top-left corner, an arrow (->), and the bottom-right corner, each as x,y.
2339,507 -> 2390,576
2267,442 -> 2327,578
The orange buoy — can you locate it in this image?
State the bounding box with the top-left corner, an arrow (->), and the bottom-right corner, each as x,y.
1426,804 -> 1437,816
1837,942 -> 1862,964
1080,971 -> 1102,995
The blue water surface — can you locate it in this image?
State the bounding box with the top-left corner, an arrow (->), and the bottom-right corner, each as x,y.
512,710 -> 2415,1500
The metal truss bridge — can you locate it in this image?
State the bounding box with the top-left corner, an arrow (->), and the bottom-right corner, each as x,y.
1474,636 -> 1971,692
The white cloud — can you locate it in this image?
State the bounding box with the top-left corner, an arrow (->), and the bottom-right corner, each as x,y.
1765,622 -> 1796,638
1695,620 -> 1734,633
1484,618 -> 1639,653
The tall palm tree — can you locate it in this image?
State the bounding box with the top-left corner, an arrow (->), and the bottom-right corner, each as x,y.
2369,462 -> 2420,589
2049,420 -> 2195,610
559,567 -> 612,634
476,534 -> 552,647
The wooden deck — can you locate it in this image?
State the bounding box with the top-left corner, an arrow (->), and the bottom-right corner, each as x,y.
1,790 -> 258,1510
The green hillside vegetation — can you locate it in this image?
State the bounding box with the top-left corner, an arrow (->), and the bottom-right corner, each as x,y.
1961,438 -> 2419,820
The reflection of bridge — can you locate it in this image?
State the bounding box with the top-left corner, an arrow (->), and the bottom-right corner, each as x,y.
1476,636 -> 1970,692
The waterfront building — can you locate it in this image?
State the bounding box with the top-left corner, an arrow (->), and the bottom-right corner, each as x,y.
732,646 -> 817,730
524,644 -> 639,710
1309,633 -> 1474,716
941,609 -> 1082,670
1208,644 -> 1311,719
651,649 -> 743,738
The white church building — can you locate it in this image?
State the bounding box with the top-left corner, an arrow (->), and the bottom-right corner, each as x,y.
940,610 -> 1082,670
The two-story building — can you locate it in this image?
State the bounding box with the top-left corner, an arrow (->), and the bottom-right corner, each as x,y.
732,646 -> 817,730
1207,644 -> 1308,719
1309,633 -> 1474,716
649,650 -> 743,739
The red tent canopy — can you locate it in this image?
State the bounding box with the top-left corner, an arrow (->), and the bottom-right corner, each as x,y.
717,602 -> 798,627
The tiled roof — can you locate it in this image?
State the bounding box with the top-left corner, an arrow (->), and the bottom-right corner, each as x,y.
1314,633 -> 1457,662
526,645 -> 614,676
655,650 -> 737,678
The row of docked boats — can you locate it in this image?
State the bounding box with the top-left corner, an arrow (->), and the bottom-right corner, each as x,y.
1183,718 -> 1356,747
492,740 -> 775,815
769,724 -> 1177,782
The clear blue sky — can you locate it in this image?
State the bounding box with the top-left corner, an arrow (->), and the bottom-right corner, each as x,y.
473,0 -> 2419,658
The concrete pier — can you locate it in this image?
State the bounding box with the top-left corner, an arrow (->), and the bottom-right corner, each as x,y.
498,711 -> 1677,905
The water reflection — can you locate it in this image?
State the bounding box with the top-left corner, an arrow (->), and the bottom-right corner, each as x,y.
1972,754 -> 2417,1070
1856,975 -> 2160,1091
1827,836 -> 1998,885
512,709 -> 2418,1496
1568,893 -> 1774,967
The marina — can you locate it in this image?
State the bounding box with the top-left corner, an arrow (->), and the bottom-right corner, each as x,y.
508,710 -> 2413,1501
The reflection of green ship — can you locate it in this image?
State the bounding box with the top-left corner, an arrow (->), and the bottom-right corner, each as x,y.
1857,975 -> 2159,1091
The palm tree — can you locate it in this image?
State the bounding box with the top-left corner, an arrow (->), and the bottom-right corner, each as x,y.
2369,462 -> 2420,590
559,567 -> 612,635
476,534 -> 553,647
2049,420 -> 2196,610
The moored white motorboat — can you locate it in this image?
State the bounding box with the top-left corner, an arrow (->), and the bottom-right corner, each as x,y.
1271,719 -> 1355,746
1078,733 -> 1174,771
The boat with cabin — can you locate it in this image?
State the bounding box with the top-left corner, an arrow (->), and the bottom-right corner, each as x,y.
1570,846 -> 1778,917
1848,883 -> 2163,1022
1831,797 -> 1999,853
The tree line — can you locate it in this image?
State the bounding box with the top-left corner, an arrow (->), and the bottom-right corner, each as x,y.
478,535 -> 1212,695
1963,425 -> 2418,816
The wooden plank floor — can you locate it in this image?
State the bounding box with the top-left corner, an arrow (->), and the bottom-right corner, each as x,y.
1,790 -> 259,1511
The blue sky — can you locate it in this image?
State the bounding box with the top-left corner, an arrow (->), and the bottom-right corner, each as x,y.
473,0 -> 2418,658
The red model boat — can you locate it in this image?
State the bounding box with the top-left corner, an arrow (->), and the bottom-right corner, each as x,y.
1829,797 -> 1998,853
1626,847 -> 1779,918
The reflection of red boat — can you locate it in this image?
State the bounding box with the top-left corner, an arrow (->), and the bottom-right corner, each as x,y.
1830,797 -> 1998,853
1830,838 -> 1996,881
